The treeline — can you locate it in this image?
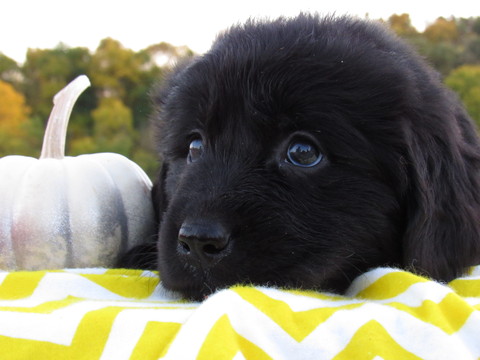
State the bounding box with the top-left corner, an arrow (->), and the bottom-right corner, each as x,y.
0,39 -> 193,177
1,14 -> 480,178
385,14 -> 480,125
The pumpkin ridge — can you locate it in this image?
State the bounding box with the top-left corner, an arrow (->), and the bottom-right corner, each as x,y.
11,159 -> 72,270
0,157 -> 37,269
77,155 -> 130,254
62,156 -> 127,267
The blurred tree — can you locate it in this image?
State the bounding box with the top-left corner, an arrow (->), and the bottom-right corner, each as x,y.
142,42 -> 194,67
0,80 -> 29,135
132,148 -> 159,180
90,97 -> 135,156
68,136 -> 97,156
474,18 -> 480,35
387,14 -> 418,38
88,38 -> 161,134
88,38 -> 141,100
0,53 -> 17,74
445,65 -> 480,126
22,45 -> 95,129
403,16 -> 480,76
132,122 -> 160,178
0,80 -> 33,156
424,17 -> 459,43
0,53 -> 21,89
0,39 -> 197,178
455,17 -> 480,65
415,38 -> 460,75
466,38 -> 480,63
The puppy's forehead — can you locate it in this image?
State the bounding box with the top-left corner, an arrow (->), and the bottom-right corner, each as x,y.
169,64 -> 299,147
163,15 -> 417,153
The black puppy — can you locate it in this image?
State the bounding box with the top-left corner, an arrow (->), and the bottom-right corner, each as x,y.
123,14 -> 480,301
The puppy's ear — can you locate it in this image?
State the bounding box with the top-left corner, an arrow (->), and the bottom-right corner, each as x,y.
403,104 -> 480,282
115,163 -> 169,270
152,161 -> 169,225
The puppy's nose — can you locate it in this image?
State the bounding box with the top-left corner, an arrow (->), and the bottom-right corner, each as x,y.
177,220 -> 230,267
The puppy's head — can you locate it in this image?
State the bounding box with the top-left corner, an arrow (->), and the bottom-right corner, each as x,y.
152,14 -> 480,300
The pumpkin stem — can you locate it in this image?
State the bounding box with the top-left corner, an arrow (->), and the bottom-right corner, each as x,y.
40,75 -> 91,159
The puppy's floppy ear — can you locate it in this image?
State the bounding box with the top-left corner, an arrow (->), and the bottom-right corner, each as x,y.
402,101 -> 480,282
115,163 -> 168,269
151,161 -> 169,225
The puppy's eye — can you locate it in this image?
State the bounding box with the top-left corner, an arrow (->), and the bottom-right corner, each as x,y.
286,141 -> 323,167
187,139 -> 204,163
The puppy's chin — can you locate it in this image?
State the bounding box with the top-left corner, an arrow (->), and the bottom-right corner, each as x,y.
158,232 -> 359,300
156,224 -> 232,301
159,270 -> 210,302
159,262 -> 355,301
157,258 -> 232,301
158,242 -> 245,301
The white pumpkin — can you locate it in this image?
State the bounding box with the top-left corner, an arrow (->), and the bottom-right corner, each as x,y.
0,75 -> 156,270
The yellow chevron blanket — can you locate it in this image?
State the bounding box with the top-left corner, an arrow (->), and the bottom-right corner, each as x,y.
0,266 -> 479,360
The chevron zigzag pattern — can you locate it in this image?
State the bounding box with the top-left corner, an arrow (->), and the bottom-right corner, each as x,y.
0,266 -> 479,359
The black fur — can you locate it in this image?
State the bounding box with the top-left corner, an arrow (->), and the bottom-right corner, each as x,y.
122,14 -> 480,301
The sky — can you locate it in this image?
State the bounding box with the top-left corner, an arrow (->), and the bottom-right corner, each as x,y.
1,0 -> 479,64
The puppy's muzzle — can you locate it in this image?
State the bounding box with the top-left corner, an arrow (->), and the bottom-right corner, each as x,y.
177,220 -> 230,268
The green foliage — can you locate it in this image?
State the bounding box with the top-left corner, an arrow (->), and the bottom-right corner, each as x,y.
22,45 -> 95,124
386,14 -> 418,38
424,17 -> 459,43
89,38 -> 141,99
392,15 -> 480,76
0,80 -> 40,157
132,148 -> 160,180
91,97 -> 135,155
413,37 -> 462,75
388,15 -> 480,125
0,39 -> 192,178
445,65 -> 480,125
0,53 -> 20,87
0,53 -> 17,73
68,135 -> 97,156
